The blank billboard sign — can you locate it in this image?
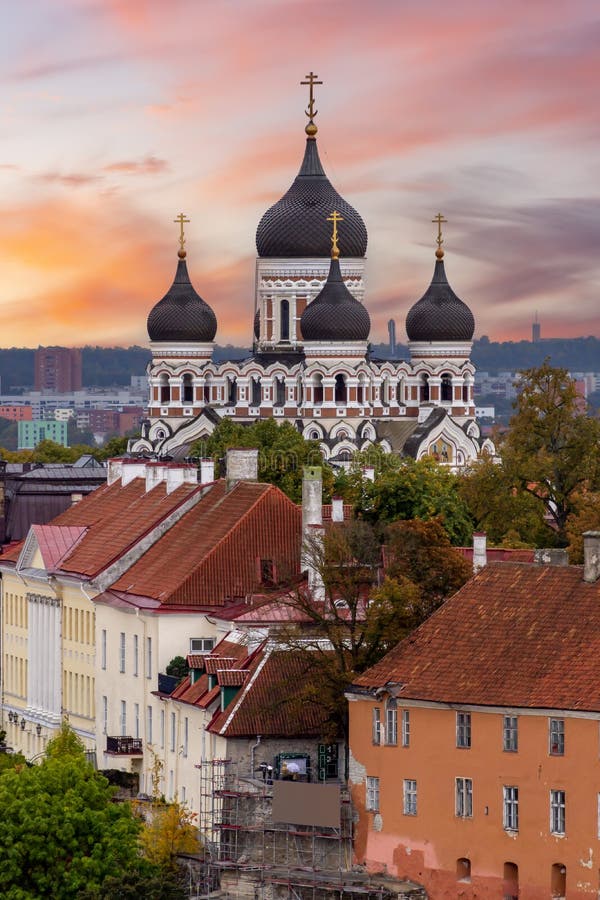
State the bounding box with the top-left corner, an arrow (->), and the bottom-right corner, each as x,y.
272,782 -> 341,828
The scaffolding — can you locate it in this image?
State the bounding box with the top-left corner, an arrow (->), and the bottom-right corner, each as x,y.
195,759 -> 402,900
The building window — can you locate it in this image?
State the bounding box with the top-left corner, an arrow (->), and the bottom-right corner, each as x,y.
119,632 -> 126,674
183,717 -> 188,758
134,703 -> 140,739
189,637 -> 215,654
133,634 -> 138,677
385,698 -> 398,745
550,790 -> 566,835
503,785 -> 519,831
170,712 -> 176,752
456,858 -> 471,883
403,779 -> 417,816
147,706 -> 153,745
146,637 -> 152,679
372,707 -> 382,745
101,629 -> 107,670
456,712 -> 471,748
503,715 -> 518,752
401,709 -> 410,747
366,776 -> 380,812
160,709 -> 165,749
455,777 -> 473,818
120,700 -> 126,737
102,695 -> 108,734
181,785 -> 186,804
549,718 -> 565,755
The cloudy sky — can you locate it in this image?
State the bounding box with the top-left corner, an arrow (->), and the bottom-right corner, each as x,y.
1,0 -> 598,348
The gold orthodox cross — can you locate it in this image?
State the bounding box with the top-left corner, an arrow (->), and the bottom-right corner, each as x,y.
301,71 -> 323,121
327,210 -> 344,259
432,212 -> 447,250
174,213 -> 190,256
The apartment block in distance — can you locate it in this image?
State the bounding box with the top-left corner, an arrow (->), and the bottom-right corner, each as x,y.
34,347 -> 82,392
18,420 -> 68,450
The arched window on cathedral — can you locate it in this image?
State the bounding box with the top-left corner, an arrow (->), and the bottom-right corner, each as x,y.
381,377 -> 389,406
182,373 -> 193,404
227,377 -> 237,406
313,373 -> 324,406
275,376 -> 286,407
251,377 -> 262,407
335,374 -> 347,405
462,376 -> 471,404
203,373 -> 212,404
280,299 -> 290,341
159,374 -> 170,405
420,374 -> 430,403
396,378 -> 404,404
441,373 -> 453,403
357,374 -> 368,405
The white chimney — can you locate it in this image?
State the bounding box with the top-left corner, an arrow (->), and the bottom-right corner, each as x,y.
200,458 -> 215,485
226,448 -> 259,490
107,458 -> 124,485
121,460 -> 148,486
306,524 -> 325,602
165,463 -> 198,494
583,531 -> 600,584
71,492 -> 83,506
362,466 -> 375,483
145,462 -> 166,492
331,496 -> 344,523
473,532 -> 487,572
302,466 -> 323,531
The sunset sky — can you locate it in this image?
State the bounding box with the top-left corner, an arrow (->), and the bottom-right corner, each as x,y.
1,0 -> 599,348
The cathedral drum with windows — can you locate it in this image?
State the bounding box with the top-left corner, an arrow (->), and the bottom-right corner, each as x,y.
132,77 -> 493,467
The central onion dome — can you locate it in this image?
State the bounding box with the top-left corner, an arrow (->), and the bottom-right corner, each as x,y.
147,253 -> 217,343
406,253 -> 474,343
301,234 -> 370,342
256,136 -> 368,258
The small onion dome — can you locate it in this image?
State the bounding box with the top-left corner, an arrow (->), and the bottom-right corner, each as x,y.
147,256 -> 217,342
256,138 -> 368,258
405,257 -> 474,342
253,308 -> 260,340
300,256 -> 370,342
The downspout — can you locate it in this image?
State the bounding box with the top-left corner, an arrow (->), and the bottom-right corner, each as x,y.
250,734 -> 262,777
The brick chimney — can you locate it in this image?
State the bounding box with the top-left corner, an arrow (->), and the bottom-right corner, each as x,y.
583,531 -> 600,584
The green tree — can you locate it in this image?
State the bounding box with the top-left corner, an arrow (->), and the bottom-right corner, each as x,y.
566,492 -> 600,564
500,361 -> 600,545
0,752 -> 142,898
166,655 -> 189,681
191,418 -> 335,503
139,802 -> 199,869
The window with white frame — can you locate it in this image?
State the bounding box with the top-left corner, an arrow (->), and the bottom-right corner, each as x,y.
146,637 -> 152,679
402,709 -> 410,747
385,698 -> 398,745
372,707 -> 382,745
455,777 -> 473,817
456,712 -> 471,748
120,700 -> 126,737
403,779 -> 417,815
170,712 -> 176,752
366,776 -> 380,812
503,715 -> 518,752
550,790 -> 566,835
101,629 -> 107,670
189,637 -> 215,654
549,718 -> 565,755
503,785 -> 519,831
134,703 -> 140,739
119,632 -> 126,674
133,634 -> 139,677
147,705 -> 153,745
102,695 -> 108,734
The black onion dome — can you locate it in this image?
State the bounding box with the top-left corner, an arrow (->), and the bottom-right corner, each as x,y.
147,257 -> 217,342
405,258 -> 474,342
256,138 -> 368,258
300,257 -> 370,341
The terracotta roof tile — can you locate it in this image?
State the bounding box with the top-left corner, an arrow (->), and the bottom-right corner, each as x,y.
353,562 -> 600,711
204,656 -> 237,674
32,524 -> 87,570
187,654 -> 207,669
217,669 -> 249,686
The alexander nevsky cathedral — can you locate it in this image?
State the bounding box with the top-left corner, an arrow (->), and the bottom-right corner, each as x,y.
131,76 -> 494,468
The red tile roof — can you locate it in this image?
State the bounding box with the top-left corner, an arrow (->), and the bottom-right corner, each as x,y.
109,480 -> 301,606
204,656 -> 237,674
187,655 -> 208,669
217,669 -> 249,686
170,638 -> 251,708
457,547 -> 536,563
31,524 -> 87,570
354,562 -> 600,712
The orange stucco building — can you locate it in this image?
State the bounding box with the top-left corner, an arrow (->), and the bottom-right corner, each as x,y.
347,534 -> 600,899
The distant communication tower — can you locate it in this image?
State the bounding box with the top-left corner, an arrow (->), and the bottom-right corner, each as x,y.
532,311 -> 541,343
388,318 -> 397,356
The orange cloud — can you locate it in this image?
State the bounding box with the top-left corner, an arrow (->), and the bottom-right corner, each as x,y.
103,155 -> 169,175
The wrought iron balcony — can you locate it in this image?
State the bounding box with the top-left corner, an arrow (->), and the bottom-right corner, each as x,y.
106,736 -> 143,755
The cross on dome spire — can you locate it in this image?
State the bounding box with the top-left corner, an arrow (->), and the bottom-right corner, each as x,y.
432,212 -> 447,259
327,210 -> 344,259
301,71 -> 323,137
174,213 -> 190,259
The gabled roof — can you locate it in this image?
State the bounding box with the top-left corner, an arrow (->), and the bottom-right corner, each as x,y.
30,524 -> 87,571
353,562 -> 600,712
